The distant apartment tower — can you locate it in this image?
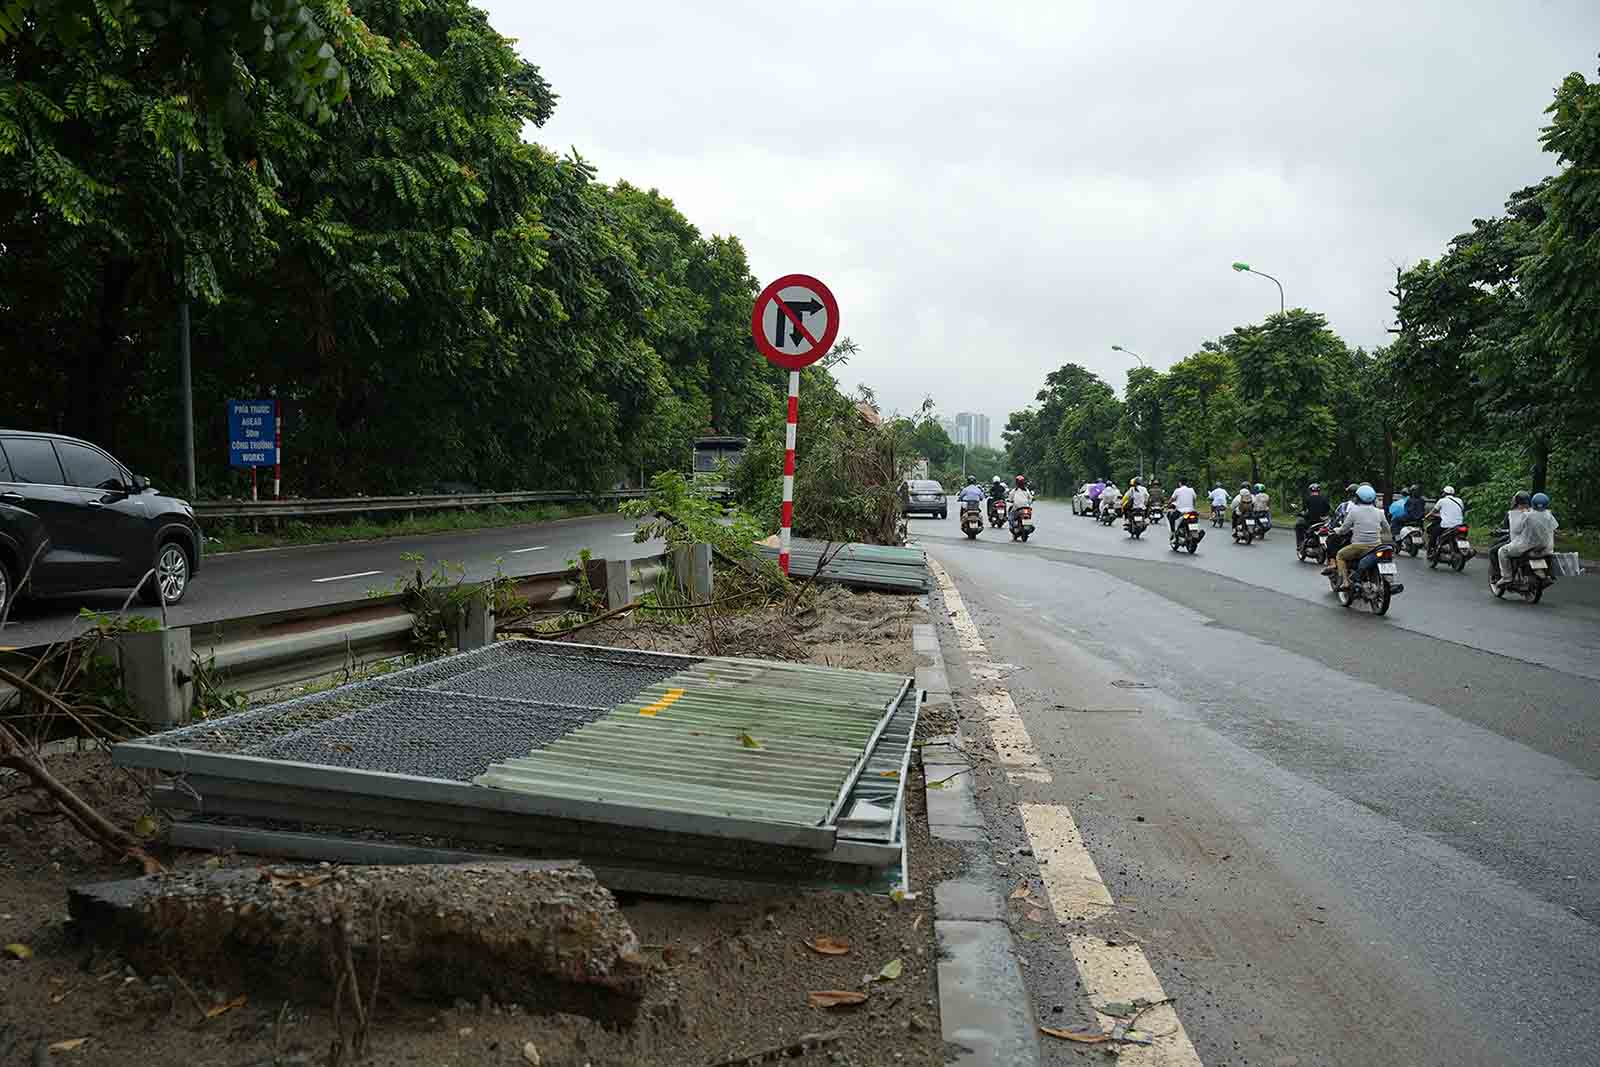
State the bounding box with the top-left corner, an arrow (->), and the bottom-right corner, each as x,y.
953,412 -> 991,449
938,416 -> 958,442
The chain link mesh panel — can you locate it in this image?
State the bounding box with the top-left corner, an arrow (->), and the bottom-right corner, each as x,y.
142,642 -> 700,781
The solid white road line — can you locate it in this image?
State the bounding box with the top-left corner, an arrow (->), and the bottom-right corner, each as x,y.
927,552 -> 1203,1065
510,546 -> 547,554
310,570 -> 382,583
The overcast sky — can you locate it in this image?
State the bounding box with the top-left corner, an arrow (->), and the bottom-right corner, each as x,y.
483,0 -> 1599,440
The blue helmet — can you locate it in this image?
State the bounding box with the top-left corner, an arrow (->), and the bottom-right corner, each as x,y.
1531,492 -> 1550,511
1356,484 -> 1376,504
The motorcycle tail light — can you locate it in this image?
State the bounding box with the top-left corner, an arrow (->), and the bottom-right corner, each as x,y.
1376,548 -> 1393,560
1457,525 -> 1469,533
1185,512 -> 1198,521
1021,507 -> 1033,519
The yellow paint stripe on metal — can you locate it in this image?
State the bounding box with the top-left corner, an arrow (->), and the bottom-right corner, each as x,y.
638,687 -> 686,717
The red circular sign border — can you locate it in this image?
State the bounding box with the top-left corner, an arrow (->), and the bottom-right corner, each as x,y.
751,274 -> 841,370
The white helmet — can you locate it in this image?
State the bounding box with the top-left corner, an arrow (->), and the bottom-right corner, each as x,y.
1442,485 -> 1456,495
993,476 -> 1003,484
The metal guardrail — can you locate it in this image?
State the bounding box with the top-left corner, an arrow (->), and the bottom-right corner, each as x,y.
193,488 -> 648,521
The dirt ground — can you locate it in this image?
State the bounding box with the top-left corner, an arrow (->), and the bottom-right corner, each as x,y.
1,585 -> 950,1066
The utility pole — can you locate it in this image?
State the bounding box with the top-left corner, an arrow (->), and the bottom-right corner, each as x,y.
177,147 -> 195,499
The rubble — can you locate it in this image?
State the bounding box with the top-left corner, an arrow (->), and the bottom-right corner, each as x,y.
67,860 -> 648,1023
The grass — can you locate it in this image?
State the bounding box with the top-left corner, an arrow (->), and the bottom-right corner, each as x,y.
206,502 -> 604,553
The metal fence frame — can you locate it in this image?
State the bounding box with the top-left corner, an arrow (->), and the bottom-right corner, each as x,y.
193,488 -> 646,522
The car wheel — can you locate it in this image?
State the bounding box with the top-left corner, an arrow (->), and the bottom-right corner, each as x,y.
141,539 -> 192,606
0,554 -> 15,623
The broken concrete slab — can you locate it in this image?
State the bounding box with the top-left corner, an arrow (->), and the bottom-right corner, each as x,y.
69,861 -> 647,1022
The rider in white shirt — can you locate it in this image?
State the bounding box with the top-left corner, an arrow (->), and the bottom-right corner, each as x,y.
1208,484 -> 1228,515
1426,485 -> 1465,554
1169,478 -> 1198,533
1006,475 -> 1034,521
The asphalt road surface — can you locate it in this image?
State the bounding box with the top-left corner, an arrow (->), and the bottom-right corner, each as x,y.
1,512 -> 661,646
916,497 -> 1599,1066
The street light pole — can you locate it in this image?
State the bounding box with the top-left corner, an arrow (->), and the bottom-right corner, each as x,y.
1231,262 -> 1284,316
177,147 -> 195,500
1111,345 -> 1146,478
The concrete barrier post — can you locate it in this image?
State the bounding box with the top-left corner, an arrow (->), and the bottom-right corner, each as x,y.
119,628 -> 193,727
669,544 -> 713,602
604,557 -> 635,610
454,588 -> 495,650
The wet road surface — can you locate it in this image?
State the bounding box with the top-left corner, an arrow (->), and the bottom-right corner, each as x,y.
917,497 -> 1599,1066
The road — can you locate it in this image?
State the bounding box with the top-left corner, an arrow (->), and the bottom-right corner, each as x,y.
1,512 -> 661,646
915,497 -> 1600,1066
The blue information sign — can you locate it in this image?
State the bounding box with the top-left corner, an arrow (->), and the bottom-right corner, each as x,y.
227,400 -> 278,469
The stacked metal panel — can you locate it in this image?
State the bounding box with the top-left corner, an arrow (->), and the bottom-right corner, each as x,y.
756,538 -> 929,593
114,640 -> 916,898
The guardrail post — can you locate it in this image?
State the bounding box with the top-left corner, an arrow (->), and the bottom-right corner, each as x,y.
604,557 -> 636,610
671,544 -> 713,601
454,587 -> 495,650
119,628 -> 194,727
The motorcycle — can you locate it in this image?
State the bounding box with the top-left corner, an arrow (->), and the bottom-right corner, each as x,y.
1395,524 -> 1424,558
1231,512 -> 1259,544
1211,504 -> 1226,528
960,501 -> 984,540
1428,523 -> 1475,572
1329,543 -> 1404,616
1297,519 -> 1331,565
1491,536 -> 1554,604
1253,512 -> 1272,540
1124,507 -> 1148,539
987,497 -> 1007,528
1170,510 -> 1204,554
1009,505 -> 1035,543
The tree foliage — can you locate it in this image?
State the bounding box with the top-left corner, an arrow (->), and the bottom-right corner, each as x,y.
0,0 -> 775,498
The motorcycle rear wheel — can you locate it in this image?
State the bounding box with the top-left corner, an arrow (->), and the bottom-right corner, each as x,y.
1020,532 -> 1030,543
1525,585 -> 1543,604
1491,577 -> 1507,598
965,529 -> 978,540
1374,581 -> 1392,616
1428,552 -> 1439,570
1452,555 -> 1467,574
1338,584 -> 1354,608
1186,541 -> 1197,554
1406,542 -> 1419,558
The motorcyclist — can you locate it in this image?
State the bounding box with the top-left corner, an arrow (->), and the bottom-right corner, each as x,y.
1087,477 -> 1106,516
1121,477 -> 1149,529
1400,484 -> 1427,530
1251,483 -> 1272,527
1330,483 -> 1391,589
1229,481 -> 1255,533
1327,483 -> 1361,560
989,476 -> 1007,501
1425,485 -> 1464,555
1208,483 -> 1228,521
1007,474 -> 1034,524
956,478 -> 986,509
1295,483 -> 1330,549
1332,483 -> 1360,525
1492,491 -> 1558,591
1101,480 -> 1121,521
1169,477 -> 1198,533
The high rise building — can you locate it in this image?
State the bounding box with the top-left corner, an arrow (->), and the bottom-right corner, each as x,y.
954,412 -> 991,449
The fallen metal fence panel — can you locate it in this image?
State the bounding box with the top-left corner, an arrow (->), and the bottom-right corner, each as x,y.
754,539 -> 929,593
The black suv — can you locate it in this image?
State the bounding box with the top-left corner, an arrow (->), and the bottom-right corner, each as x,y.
0,431 -> 202,618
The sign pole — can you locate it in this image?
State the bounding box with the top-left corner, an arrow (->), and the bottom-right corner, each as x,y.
273,397 -> 282,499
780,370 -> 800,575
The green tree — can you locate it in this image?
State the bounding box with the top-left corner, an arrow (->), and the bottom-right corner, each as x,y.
1159,349 -> 1237,486
1228,310 -> 1339,486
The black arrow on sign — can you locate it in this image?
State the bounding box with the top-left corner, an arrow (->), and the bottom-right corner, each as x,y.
772,297 -> 824,348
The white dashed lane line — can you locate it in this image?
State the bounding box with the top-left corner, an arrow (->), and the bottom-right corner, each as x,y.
926,554 -> 1204,1065
310,570 -> 383,584
510,546 -> 548,554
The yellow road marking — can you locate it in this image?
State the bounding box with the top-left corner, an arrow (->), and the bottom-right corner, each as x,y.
638,688 -> 686,716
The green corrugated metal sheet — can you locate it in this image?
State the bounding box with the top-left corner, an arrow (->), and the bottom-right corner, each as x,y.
756,538 -> 929,592
476,657 -> 912,829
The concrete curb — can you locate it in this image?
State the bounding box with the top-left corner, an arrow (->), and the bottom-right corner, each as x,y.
914,621 -> 1041,1067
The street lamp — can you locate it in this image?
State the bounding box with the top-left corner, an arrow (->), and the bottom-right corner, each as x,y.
1231,262 -> 1285,316
1110,346 -> 1147,479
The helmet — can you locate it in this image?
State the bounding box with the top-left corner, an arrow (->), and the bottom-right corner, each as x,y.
1240,482 -> 1249,488
1442,485 -> 1455,495
1345,483 -> 1359,495
1531,492 -> 1550,510
993,476 -> 1002,484
1015,474 -> 1026,486
1308,483 -> 1321,492
1254,483 -> 1264,493
1357,484 -> 1376,504
1409,484 -> 1422,497
1132,477 -> 1142,486
1513,490 -> 1532,507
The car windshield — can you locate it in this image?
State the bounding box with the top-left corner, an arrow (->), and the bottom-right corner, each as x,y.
912,481 -> 943,493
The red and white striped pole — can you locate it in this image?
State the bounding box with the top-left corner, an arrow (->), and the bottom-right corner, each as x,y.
779,370 -> 799,575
